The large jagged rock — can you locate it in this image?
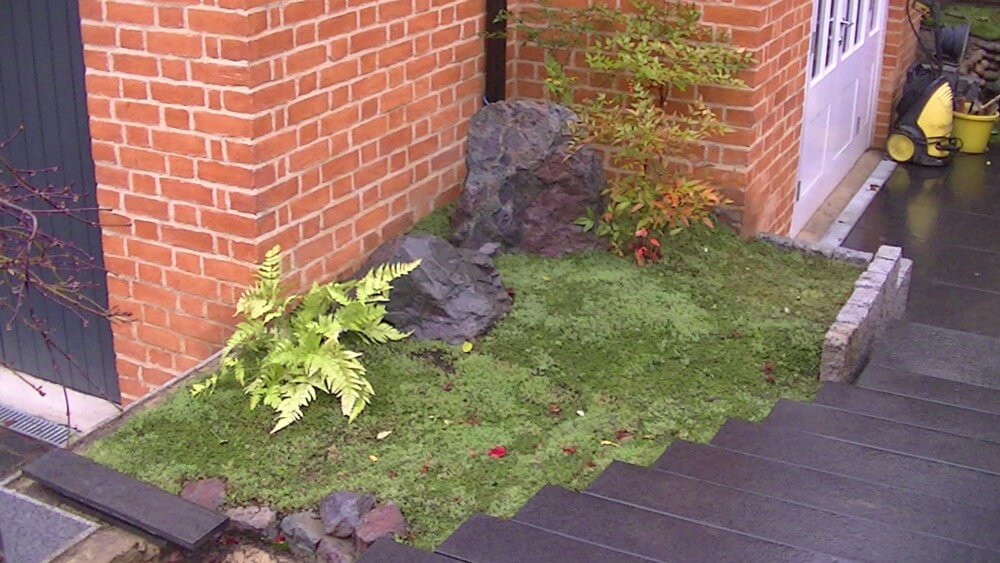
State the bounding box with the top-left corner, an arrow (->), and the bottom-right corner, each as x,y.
363,234 -> 511,344
451,100 -> 605,257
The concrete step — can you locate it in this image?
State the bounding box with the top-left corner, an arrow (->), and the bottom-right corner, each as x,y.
437,513 -> 647,563
857,364 -> 1000,415
588,461 -> 997,561
653,441 -> 1000,552
512,486 -> 842,562
765,399 -> 1000,474
869,322 -> 1000,388
814,384 -> 1000,444
709,420 -> 1000,509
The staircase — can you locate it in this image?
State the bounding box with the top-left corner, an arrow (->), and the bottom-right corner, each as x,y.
364,321 -> 1000,561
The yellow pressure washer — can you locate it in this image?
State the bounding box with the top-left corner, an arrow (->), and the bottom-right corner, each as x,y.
886,0 -> 970,165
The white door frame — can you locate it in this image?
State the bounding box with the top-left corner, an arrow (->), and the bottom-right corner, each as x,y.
791,0 -> 890,236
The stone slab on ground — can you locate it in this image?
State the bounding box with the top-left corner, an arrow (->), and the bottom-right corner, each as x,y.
856,364 -> 1000,415
0,488 -> 95,563
22,449 -> 227,550
868,322 -> 1000,388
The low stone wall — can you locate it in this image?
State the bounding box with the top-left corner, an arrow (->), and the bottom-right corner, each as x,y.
754,235 -> 912,384
820,246 -> 912,383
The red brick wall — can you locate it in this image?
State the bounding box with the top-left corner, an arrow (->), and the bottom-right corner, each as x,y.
81,0 -> 483,402
507,0 -> 917,236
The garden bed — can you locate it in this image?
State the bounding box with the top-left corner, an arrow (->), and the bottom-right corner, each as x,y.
82,210 -> 859,550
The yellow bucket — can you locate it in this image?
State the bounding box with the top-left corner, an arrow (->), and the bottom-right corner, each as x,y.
952,111 -> 999,154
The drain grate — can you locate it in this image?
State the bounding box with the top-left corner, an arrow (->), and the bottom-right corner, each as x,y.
0,404 -> 72,446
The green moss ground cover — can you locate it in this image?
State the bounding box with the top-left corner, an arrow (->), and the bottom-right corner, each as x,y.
942,4 -> 1000,41
84,211 -> 858,549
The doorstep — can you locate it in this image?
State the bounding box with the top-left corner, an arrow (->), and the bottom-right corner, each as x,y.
796,151 -> 892,244
0,366 -> 121,434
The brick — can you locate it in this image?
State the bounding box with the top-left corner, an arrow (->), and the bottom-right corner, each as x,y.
113,53 -> 158,77
147,31 -> 203,58
106,2 -> 155,25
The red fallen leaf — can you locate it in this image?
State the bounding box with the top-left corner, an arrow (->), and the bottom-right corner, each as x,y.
635,228 -> 648,238
615,429 -> 634,443
547,403 -> 561,416
465,413 -> 480,426
419,464 -> 430,474
762,361 -> 775,384
487,446 -> 507,459
648,238 -> 661,248
441,382 -> 453,392
273,532 -> 286,544
562,446 -> 577,455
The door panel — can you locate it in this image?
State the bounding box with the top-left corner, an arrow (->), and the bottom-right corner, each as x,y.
793,0 -> 888,235
0,0 -> 119,402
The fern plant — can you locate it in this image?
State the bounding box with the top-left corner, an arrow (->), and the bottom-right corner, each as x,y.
192,246 -> 420,433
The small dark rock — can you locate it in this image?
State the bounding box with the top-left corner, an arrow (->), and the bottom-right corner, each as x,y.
451,100 -> 605,257
279,512 -> 325,556
317,537 -> 357,563
362,234 -> 511,344
319,492 -> 375,538
180,478 -> 226,510
354,503 -> 407,548
225,505 -> 277,539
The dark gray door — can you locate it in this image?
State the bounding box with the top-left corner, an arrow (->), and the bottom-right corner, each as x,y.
0,0 -> 119,402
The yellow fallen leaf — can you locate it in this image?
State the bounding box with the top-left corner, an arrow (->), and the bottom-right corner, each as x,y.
461,342 -> 474,353
368,455 -> 378,462
376,430 -> 392,440
599,440 -> 620,447
541,275 -> 552,281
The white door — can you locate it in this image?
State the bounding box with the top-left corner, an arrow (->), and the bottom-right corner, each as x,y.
792,0 -> 888,235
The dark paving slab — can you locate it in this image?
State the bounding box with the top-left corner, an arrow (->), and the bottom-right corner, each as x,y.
765,399 -> 1000,474
912,244 -> 1000,294
0,427 -> 51,477
358,539 -> 457,562
437,513 -> 648,563
857,364 -> 1000,415
814,384 -> 1000,444
709,420 -> 1000,508
513,486 -> 842,562
869,322 -> 1000,388
653,441 -> 1000,552
588,461 -> 997,562
905,279 -> 1000,338
23,449 -> 227,550
0,488 -> 94,563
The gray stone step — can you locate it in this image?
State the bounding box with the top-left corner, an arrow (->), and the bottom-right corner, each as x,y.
765,399 -> 1000,474
512,486 -> 844,562
588,462 -> 997,562
22,449 -> 227,550
814,383 -> 1000,444
869,322 -> 1000,388
857,364 -> 1000,415
437,513 -> 648,563
709,420 -> 1000,509
653,441 -> 1000,552
359,539 -> 457,562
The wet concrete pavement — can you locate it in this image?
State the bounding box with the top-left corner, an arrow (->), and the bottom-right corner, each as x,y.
843,149 -> 1000,338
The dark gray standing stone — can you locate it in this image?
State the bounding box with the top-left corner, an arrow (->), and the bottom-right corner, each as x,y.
451,100 -> 605,257
354,503 -> 407,548
319,492 -> 375,537
180,478 -> 227,511
225,505 -> 278,539
279,512 -> 325,556
362,234 -> 511,344
317,537 -> 357,563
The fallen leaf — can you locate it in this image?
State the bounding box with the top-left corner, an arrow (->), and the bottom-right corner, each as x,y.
615,429 -> 634,443
541,275 -> 552,282
468,449 -> 478,458
487,446 -> 507,459
562,446 -> 577,455
547,403 -> 561,415
441,382 -> 453,392
386,470 -> 398,478
461,341 -> 474,353
368,455 -> 378,462
465,413 -> 480,426
419,464 -> 430,474
599,440 -> 620,447
376,430 -> 393,440
576,410 -> 586,417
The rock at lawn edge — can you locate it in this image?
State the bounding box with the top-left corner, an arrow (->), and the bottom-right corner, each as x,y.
451,99 -> 605,257
180,478 -> 226,510
317,537 -> 358,563
279,512 -> 325,555
354,503 -> 407,549
225,505 -> 278,539
319,491 -> 375,537
362,234 -> 511,344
